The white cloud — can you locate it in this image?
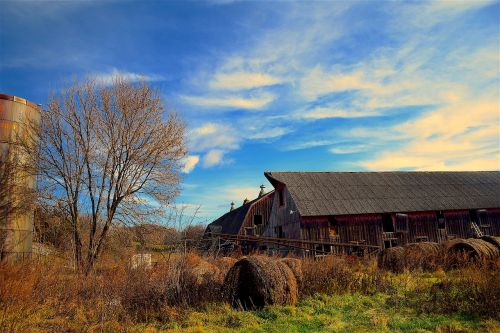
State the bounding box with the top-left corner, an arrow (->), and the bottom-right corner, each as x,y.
92,68 -> 165,86
181,92 -> 275,109
245,126 -> 291,140
189,122 -> 240,152
300,67 -> 377,101
285,139 -> 336,151
391,1 -> 495,30
302,106 -> 379,119
188,122 -> 240,168
360,96 -> 500,171
181,155 -> 200,173
203,149 -> 225,167
225,186 -> 262,205
330,144 -> 368,154
209,71 -> 283,90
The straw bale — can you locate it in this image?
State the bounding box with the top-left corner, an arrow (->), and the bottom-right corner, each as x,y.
223,256 -> 298,309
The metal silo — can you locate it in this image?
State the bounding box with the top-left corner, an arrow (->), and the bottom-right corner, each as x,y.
0,94 -> 40,262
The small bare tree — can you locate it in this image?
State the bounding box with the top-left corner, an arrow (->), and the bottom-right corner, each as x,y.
32,77 -> 186,272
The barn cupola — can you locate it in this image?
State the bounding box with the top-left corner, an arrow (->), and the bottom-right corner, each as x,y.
243,198 -> 250,205
258,184 -> 266,198
230,201 -> 235,211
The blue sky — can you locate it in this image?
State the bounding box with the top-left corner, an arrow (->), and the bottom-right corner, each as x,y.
1,0 -> 499,223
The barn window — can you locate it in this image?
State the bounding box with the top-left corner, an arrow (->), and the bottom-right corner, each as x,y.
382,214 -> 394,232
278,188 -> 285,207
437,211 -> 445,229
253,214 -> 263,225
275,226 -> 284,238
395,214 -> 408,232
469,210 -> 478,223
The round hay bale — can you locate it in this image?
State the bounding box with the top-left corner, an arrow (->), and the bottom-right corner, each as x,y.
481,236 -> 500,250
279,258 -> 303,287
447,238 -> 499,260
443,238 -> 466,249
377,247 -> 405,273
222,256 -> 298,309
403,242 -> 442,271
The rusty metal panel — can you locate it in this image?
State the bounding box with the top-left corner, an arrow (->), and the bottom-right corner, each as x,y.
0,94 -> 40,262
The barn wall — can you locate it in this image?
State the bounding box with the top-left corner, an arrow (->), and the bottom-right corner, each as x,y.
478,208 -> 500,236
239,193 -> 274,236
335,214 -> 383,247
263,185 -> 301,240
407,211 -> 440,243
300,217 -> 329,242
445,210 -> 472,238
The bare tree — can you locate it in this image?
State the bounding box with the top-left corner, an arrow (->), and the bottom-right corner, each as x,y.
32,77 -> 186,272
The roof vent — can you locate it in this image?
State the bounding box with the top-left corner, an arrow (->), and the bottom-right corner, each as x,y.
230,201 -> 235,211
258,184 -> 266,198
243,198 -> 250,205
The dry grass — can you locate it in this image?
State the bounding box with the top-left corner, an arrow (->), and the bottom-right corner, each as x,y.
0,252 -> 498,331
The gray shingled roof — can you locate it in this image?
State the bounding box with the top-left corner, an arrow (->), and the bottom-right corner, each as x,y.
264,171 -> 500,216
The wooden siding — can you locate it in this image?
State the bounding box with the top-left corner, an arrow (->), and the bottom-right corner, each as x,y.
445,210 -> 472,238
407,211 -> 440,243
300,217 -> 329,242
335,214 -> 383,247
264,185 -> 301,240
239,193 -> 274,236
478,209 -> 500,236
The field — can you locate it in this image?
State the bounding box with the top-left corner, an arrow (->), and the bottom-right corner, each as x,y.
1,253 -> 499,333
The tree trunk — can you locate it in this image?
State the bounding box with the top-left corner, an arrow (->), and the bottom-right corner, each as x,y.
73,227 -> 83,271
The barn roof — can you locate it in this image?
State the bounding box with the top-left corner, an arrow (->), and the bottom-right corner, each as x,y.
264,171 -> 500,217
206,191 -> 274,234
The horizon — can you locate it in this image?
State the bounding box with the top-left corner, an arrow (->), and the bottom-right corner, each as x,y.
1,0 -> 499,223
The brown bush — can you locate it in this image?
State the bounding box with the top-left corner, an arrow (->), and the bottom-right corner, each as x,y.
223,256 -> 298,309
302,255 -> 392,296
404,262 -> 500,318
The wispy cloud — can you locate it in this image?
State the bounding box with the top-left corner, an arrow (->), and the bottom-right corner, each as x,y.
181,92 -> 275,109
202,149 -> 225,167
92,68 -> 165,86
360,95 -> 500,171
188,122 -> 240,168
209,71 -> 283,90
302,106 -> 379,119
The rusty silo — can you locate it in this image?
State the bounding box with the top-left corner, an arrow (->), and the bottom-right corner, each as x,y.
0,94 -> 40,262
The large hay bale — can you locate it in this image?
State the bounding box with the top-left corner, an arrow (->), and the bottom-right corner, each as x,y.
279,258 -> 303,287
447,238 -> 499,260
223,256 -> 298,309
481,236 -> 500,251
377,247 -> 405,273
403,242 -> 442,271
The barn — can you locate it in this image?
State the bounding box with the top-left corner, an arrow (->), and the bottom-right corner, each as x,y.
204,171 -> 500,255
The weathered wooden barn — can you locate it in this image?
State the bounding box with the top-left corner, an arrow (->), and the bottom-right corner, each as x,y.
205,171 -> 500,254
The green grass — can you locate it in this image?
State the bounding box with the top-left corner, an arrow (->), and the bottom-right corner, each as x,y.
125,293 -> 498,333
